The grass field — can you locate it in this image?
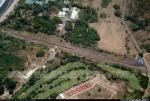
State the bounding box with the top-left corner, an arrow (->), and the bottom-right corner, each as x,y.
97,62 -> 142,91
13,62 -> 94,99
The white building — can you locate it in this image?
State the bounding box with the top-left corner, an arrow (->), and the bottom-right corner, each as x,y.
70,7 -> 80,20
58,11 -> 66,18
58,7 -> 80,21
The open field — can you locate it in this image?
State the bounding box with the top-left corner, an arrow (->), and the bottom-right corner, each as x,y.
89,0 -> 126,55
89,0 -> 137,55
73,0 -> 100,8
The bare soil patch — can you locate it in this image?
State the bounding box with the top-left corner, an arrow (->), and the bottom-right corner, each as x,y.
89,0 -> 130,55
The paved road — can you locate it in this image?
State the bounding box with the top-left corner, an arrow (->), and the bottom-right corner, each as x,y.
0,0 -> 19,23
0,0 -> 13,16
121,0 -> 142,54
5,30 -> 146,73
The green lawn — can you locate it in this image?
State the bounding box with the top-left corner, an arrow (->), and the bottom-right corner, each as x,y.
14,62 -> 94,99
97,62 -> 143,91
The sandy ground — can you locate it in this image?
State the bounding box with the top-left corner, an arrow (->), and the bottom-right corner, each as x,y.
0,0 -> 19,23
89,0 -> 127,55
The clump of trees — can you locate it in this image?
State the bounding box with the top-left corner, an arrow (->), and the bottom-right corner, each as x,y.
0,78 -> 17,95
126,16 -> 149,31
64,8 -> 100,47
2,0 -> 62,35
0,33 -> 25,95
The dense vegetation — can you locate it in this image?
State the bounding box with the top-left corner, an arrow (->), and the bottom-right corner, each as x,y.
64,8 -> 100,46
1,0 -> 62,34
143,44 -> 150,53
0,32 -> 26,95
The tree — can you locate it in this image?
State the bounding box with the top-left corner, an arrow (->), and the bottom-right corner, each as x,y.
113,4 -> 120,10
114,10 -> 121,18
50,92 -> 58,99
28,77 -> 35,86
4,78 -> 16,90
36,49 -> 45,57
0,85 -> 4,95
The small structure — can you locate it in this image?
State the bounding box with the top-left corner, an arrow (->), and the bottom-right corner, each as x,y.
25,0 -> 54,5
56,24 -> 64,35
25,0 -> 34,4
58,11 -> 66,18
135,55 -> 144,66
70,7 -> 80,20
48,48 -> 57,61
58,7 -> 80,21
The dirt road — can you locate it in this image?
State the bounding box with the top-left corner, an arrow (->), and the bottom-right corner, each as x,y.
121,0 -> 142,54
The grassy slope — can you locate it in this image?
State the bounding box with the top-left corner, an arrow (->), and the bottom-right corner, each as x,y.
97,62 -> 142,91
15,62 -> 94,99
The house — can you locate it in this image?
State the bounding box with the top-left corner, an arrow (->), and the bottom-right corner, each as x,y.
58,7 -> 80,21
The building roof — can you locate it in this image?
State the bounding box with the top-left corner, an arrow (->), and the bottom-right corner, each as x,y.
58,11 -> 66,18
64,0 -> 70,5
62,7 -> 70,12
70,7 -> 79,20
135,55 -> 144,66
25,0 -> 48,5
0,0 -> 5,7
25,0 -> 34,4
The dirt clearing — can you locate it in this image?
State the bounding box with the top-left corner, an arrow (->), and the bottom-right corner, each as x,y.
89,0 -> 128,55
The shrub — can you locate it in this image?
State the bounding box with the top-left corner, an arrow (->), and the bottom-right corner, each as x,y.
100,13 -> 107,18
4,78 -> 16,90
36,49 -> 45,57
113,4 -> 120,10
101,0 -> 112,8
143,44 -> 150,52
0,85 -> 4,95
114,10 -> 121,18
129,23 -> 140,31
